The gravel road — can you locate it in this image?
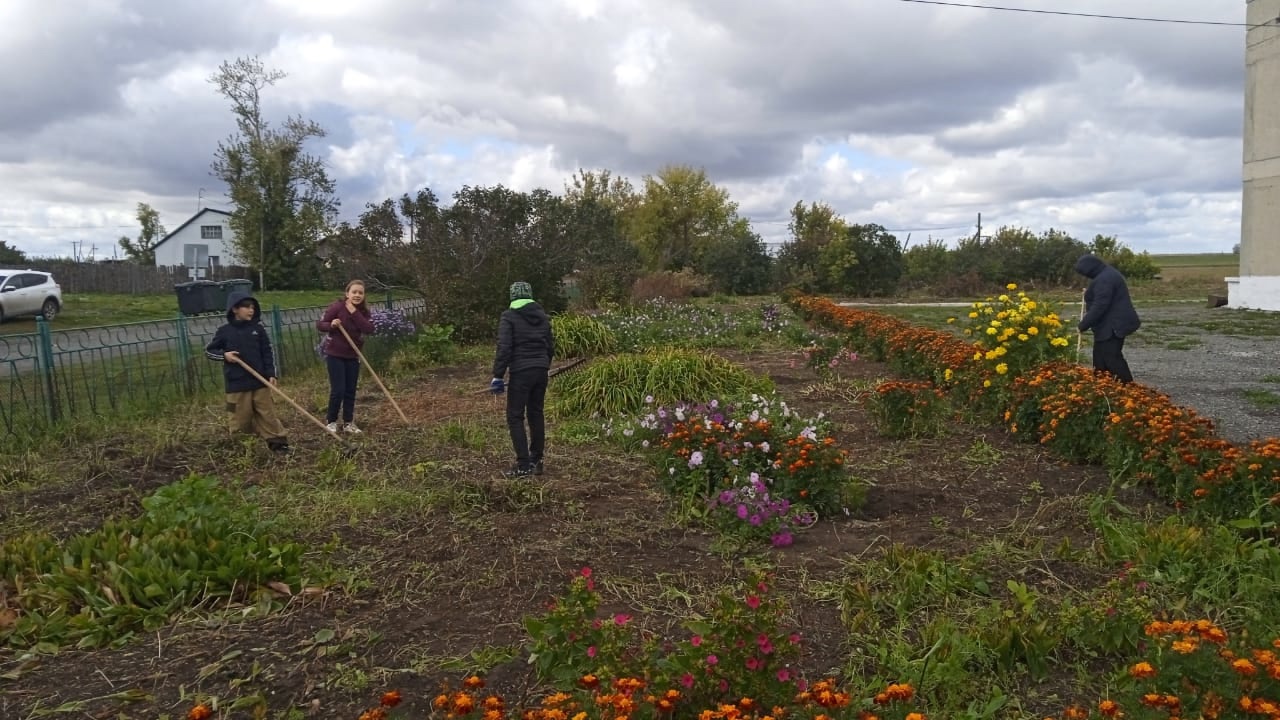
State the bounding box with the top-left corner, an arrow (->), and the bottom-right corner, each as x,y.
1122,304 -> 1280,444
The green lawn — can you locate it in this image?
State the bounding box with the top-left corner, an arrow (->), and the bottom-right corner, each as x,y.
0,290 -> 352,335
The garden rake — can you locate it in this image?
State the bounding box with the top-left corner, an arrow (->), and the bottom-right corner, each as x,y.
472,356 -> 590,396
230,357 -> 356,451
335,323 -> 409,422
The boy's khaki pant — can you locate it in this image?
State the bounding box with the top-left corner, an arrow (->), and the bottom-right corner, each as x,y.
226,388 -> 287,441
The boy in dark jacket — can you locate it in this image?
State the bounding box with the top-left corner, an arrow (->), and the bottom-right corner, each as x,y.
489,281 -> 554,477
1075,254 -> 1141,384
205,290 -> 290,453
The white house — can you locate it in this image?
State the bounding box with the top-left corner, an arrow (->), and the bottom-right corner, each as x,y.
151,208 -> 240,278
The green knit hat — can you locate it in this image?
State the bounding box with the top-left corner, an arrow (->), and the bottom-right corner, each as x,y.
509,281 -> 533,301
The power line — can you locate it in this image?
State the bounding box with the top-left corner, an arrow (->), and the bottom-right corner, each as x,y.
0,224 -> 135,230
897,0 -> 1276,29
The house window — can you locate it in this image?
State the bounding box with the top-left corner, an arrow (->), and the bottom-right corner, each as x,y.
184,244 -> 209,268
200,225 -> 223,240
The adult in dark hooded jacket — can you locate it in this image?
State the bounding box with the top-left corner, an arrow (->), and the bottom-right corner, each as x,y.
1074,254 -> 1141,384
490,280 -> 555,477
205,290 -> 290,452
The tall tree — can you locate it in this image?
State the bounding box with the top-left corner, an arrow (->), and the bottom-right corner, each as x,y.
209,56 -> 338,289
630,165 -> 739,272
0,240 -> 26,265
117,202 -> 166,265
563,169 -> 642,306
776,201 -> 847,290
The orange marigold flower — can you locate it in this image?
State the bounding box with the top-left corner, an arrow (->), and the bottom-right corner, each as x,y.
187,706 -> 212,720
453,692 -> 477,714
1098,700 -> 1122,717
904,713 -> 926,720
434,694 -> 451,710
465,675 -> 487,689
359,709 -> 388,720
1063,705 -> 1089,720
1232,658 -> 1258,676
1129,661 -> 1156,679
380,690 -> 403,708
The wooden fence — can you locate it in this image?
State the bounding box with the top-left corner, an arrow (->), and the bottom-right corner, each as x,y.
20,261 -> 257,295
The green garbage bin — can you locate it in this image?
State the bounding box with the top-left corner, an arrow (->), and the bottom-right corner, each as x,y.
217,279 -> 254,310
175,281 -> 220,316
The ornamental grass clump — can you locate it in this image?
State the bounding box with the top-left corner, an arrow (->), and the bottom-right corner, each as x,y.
551,313 -> 619,359
550,350 -> 773,419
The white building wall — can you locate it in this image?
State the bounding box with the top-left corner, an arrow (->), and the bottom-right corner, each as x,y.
1230,1 -> 1280,309
152,211 -> 239,276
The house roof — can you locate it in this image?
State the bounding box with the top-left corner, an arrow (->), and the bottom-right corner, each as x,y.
151,207 -> 233,251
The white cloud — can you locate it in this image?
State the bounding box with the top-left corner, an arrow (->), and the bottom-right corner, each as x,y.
0,0 -> 1256,258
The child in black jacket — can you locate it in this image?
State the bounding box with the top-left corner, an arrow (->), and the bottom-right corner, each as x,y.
205,290 -> 290,453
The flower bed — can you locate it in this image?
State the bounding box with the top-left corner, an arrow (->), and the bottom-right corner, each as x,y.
784,293 -> 1279,532
605,394 -> 854,547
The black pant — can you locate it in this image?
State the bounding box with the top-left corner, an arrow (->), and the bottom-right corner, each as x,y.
1092,335 -> 1134,384
325,356 -> 361,423
506,367 -> 548,467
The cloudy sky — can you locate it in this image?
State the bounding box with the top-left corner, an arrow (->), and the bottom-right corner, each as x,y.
0,0 -> 1256,259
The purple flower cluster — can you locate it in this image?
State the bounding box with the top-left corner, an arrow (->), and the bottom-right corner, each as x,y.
709,472 -> 817,547
370,308 -> 417,338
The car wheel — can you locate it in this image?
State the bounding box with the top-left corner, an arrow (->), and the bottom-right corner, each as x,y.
41,298 -> 59,321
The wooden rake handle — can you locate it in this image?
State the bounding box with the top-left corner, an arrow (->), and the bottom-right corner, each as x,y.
231,357 -> 344,441
473,357 -> 588,395
334,322 -> 409,422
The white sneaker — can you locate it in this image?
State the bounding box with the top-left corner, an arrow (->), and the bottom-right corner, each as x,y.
344,422 -> 363,434
325,422 -> 340,434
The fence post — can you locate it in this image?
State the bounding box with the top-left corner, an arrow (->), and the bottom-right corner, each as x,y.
175,313 -> 195,396
271,304 -> 285,377
34,317 -> 60,423
385,290 -> 393,311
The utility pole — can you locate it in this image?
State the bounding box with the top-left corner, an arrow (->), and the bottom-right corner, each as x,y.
976,213 -> 982,242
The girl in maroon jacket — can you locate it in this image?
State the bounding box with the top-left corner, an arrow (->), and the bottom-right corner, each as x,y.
317,280 -> 376,433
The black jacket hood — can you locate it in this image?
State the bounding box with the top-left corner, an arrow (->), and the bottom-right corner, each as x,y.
512,300 -> 547,325
1074,254 -> 1107,279
225,290 -> 261,322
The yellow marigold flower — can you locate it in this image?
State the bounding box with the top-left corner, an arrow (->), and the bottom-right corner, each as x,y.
996,311 -> 1009,320
1007,283 -> 1017,290
968,311 -> 978,319
996,363 -> 1009,375
973,351 -> 983,360
986,327 -> 997,335
1025,300 -> 1036,309
1027,326 -> 1038,335
983,379 -> 992,388
1018,334 -> 1029,342
998,294 -> 1010,302
944,368 -> 954,381
985,350 -> 998,361
990,320 -> 1002,327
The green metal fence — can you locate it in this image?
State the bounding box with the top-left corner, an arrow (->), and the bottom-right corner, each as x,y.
0,295 -> 426,443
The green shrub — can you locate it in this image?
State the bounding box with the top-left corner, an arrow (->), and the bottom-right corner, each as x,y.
551,314 -> 618,359
0,475 -> 306,650
550,350 -> 773,419
864,379 -> 950,438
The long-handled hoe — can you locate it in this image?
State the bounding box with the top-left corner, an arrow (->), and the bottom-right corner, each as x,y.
1076,288 -> 1086,364
230,357 -> 355,451
334,323 -> 409,422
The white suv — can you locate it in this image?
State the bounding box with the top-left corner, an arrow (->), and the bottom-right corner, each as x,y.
0,269 -> 62,323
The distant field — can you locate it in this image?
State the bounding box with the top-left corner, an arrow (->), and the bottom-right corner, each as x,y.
1151,252 -> 1238,268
